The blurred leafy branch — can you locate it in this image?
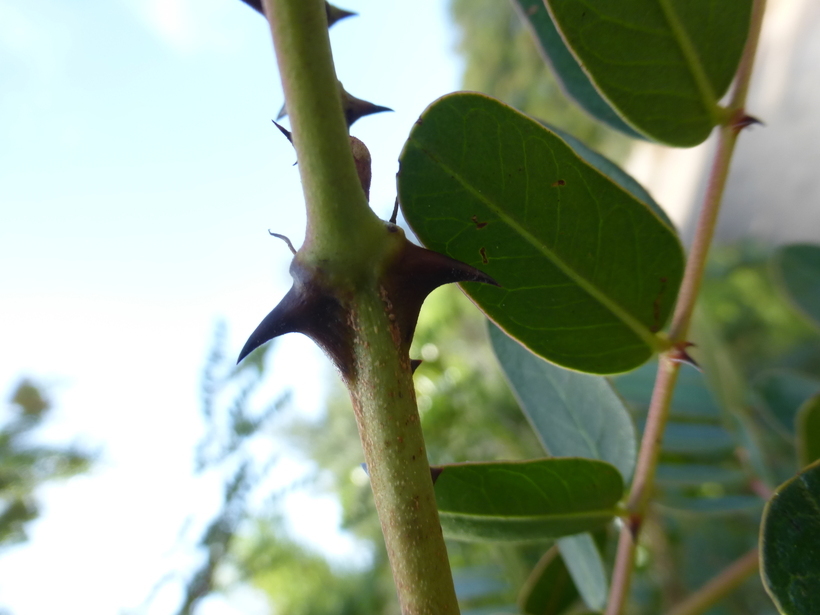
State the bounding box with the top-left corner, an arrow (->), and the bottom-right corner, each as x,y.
0,380 -> 93,549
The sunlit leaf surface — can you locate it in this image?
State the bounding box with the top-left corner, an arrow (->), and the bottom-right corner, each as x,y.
433,458 -> 623,541
545,0 -> 752,145
512,0 -> 641,137
400,93 -> 683,374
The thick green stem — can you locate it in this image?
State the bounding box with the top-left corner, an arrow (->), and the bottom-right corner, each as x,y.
604,1 -> 768,614
263,0 -> 385,274
349,291 -> 460,615
260,1 -> 459,613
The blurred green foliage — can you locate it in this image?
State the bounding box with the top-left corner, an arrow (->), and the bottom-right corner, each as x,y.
0,379 -> 92,548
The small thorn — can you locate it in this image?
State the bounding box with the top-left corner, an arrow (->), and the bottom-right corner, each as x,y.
732,113 -> 764,132
238,261 -> 355,378
628,514 -> 642,538
390,197 -> 399,224
238,0 -> 264,17
382,240 -> 499,348
271,120 -> 293,144
326,3 -> 357,27
240,0 -> 354,28
341,84 -> 392,127
670,341 -> 700,370
410,359 -> 422,373
268,230 -> 297,255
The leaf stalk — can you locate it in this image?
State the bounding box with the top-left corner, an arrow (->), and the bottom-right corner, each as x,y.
604,1 -> 768,613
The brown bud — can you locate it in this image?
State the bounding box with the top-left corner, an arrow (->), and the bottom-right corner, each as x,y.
350,136 -> 372,199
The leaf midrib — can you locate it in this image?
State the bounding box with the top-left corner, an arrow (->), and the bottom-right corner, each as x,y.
411,142 -> 667,354
656,0 -> 721,124
441,509 -> 618,520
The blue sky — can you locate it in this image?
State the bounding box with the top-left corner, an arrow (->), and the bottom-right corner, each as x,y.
0,0 -> 462,612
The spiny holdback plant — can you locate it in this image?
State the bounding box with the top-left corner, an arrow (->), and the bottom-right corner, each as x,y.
232,1 -> 820,614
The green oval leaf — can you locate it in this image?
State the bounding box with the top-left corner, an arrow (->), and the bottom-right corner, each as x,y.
797,394 -> 820,469
399,93 -> 683,374
433,458 -> 623,542
761,460 -> 820,614
511,0 -> 641,138
489,323 -> 636,481
544,0 -> 752,145
772,244 -> 820,329
540,123 -> 673,229
518,546 -> 579,615
557,533 -> 607,610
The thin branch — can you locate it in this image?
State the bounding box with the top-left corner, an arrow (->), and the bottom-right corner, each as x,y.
604,1 -> 769,613
665,548 -> 759,615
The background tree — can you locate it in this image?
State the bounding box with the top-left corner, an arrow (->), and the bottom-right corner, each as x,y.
0,379 -> 92,548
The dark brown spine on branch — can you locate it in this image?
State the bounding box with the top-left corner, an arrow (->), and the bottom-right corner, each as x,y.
239,1 -> 356,28
237,258 -> 356,378
237,136 -> 496,379
381,240 -> 499,351
277,82 -> 392,129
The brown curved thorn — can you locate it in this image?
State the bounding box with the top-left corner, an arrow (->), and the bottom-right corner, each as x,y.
238,0 -> 354,29
271,120 -> 293,144
389,197 -> 399,224
237,262 -> 355,379
383,240 -> 499,348
628,513 -> 642,538
277,84 -> 391,129
410,359 -> 422,374
268,230 -> 297,255
237,0 -> 264,16
342,88 -> 392,127
733,113 -> 764,132
326,3 -> 357,26
669,341 -> 700,371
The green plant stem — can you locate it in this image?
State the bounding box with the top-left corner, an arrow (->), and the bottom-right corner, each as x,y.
263,0 -> 385,274
349,292 -> 460,615
604,2 -> 767,614
261,1 -> 460,613
665,548 -> 759,615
